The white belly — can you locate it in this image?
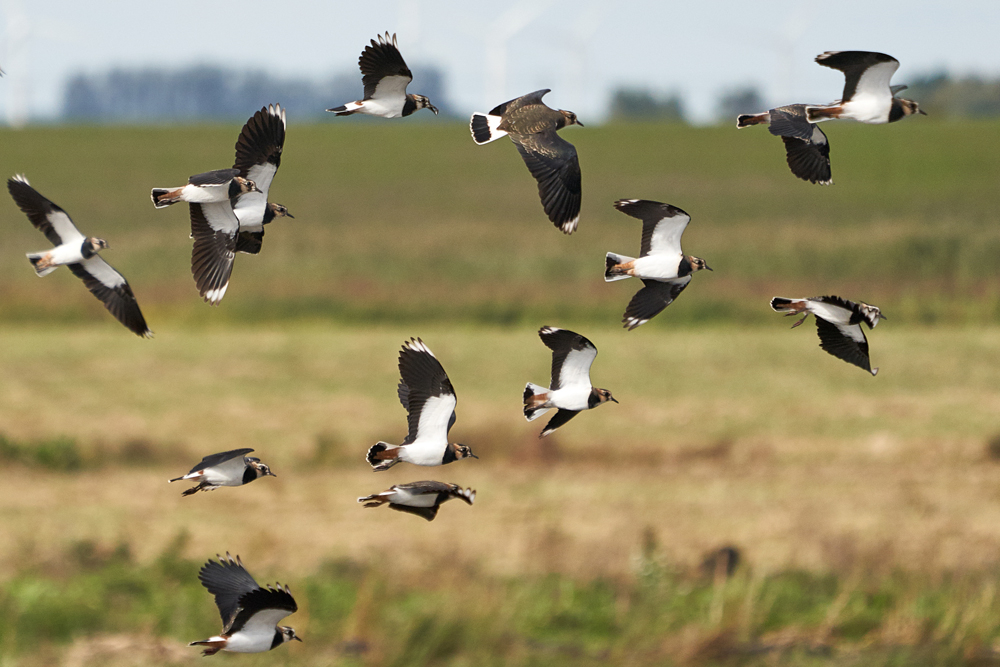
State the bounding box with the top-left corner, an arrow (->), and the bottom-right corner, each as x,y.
391,488 -> 437,507
548,384 -> 592,411
360,98 -> 403,118
631,253 -> 683,280
398,438 -> 447,466
224,632 -> 274,653
841,94 -> 891,124
181,183 -> 231,203
43,242 -> 87,266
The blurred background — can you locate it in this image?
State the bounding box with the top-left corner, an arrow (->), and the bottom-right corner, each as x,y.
1,2 -> 1000,666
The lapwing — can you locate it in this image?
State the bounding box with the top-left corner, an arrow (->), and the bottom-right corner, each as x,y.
770,295 -> 885,375
805,51 -> 925,124
7,175 -> 152,337
169,448 -> 275,497
605,199 -> 712,330
326,32 -> 438,118
470,89 -> 583,234
737,105 -> 832,185
190,553 -> 300,656
358,481 -> 475,521
524,327 -> 617,437
232,104 -> 293,255
150,168 -> 257,209
367,339 -> 477,471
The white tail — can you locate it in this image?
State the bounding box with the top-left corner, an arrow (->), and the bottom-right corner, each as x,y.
26,253 -> 58,277
470,113 -> 507,145
523,383 -> 551,421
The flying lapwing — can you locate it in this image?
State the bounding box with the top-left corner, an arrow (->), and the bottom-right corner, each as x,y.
189,553 -> 300,656
169,448 -> 275,497
470,89 -> 583,234
737,104 -> 832,185
358,481 -> 475,521
524,327 -> 617,437
367,339 -> 477,471
606,199 -> 711,330
150,168 -> 256,209
806,51 -> 925,124
770,295 -> 885,375
232,104 -> 293,255
327,32 -> 438,118
7,175 -> 152,337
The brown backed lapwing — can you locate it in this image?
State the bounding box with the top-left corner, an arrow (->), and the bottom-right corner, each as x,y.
232,104 -> 293,255
7,175 -> 152,337
358,481 -> 475,521
805,51 -> 925,124
169,448 -> 275,497
367,339 -> 477,471
327,32 -> 438,118
470,89 -> 583,234
737,104 -> 832,185
770,295 -> 885,376
189,553 -> 300,656
524,327 -> 617,437
606,199 -> 711,330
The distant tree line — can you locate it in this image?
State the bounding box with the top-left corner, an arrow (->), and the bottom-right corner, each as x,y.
61,66 -> 451,122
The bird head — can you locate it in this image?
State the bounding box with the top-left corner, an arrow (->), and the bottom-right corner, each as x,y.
412,94 -> 439,115
89,237 -> 110,252
269,203 -> 294,219
451,443 -> 478,461
251,460 -> 276,478
280,626 -> 302,643
236,177 -> 259,194
593,387 -> 618,406
859,303 -> 885,328
689,255 -> 712,272
899,97 -> 926,117
560,110 -> 583,127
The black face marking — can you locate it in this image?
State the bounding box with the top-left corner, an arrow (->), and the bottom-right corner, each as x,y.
402,95 -> 417,117
80,239 -> 97,259
588,389 -> 603,409
888,100 -> 906,123
677,256 -> 693,277
242,465 -> 256,485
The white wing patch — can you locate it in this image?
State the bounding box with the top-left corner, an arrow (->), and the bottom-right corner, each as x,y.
852,59 -> 899,101
646,213 -> 690,258
556,345 -> 597,391
415,393 -> 457,441
371,74 -> 411,101
79,256 -> 127,289
46,209 -> 86,246
199,200 -> 241,235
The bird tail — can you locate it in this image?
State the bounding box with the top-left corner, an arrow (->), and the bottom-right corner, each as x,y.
769,297 -> 806,314
26,253 -> 58,277
523,383 -> 551,421
366,442 -> 400,471
804,104 -> 843,122
326,100 -> 362,116
358,492 -> 389,508
189,638 -> 226,656
470,113 -> 506,145
151,188 -> 182,208
454,487 -> 476,505
605,253 -> 635,282
737,112 -> 769,128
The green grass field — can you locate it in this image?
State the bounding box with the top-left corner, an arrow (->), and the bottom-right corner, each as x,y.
0,120 -> 999,666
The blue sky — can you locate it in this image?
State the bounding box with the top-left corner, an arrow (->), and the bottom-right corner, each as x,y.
2,0 -> 998,124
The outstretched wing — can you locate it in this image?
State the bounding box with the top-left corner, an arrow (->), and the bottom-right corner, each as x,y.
198,554 -> 261,628
190,202 -> 238,305
398,339 -> 458,443
7,175 -> 86,247
815,51 -> 899,103
621,278 -> 691,330
227,585 -> 298,635
233,104 -> 285,230
613,199 -> 690,258
539,327 -> 597,391
360,33 -> 412,101
511,130 -> 581,233
814,316 -> 875,375
187,448 -> 254,475
67,257 -> 152,337
540,409 -> 578,437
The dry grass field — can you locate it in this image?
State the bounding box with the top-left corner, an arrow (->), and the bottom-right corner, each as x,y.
0,120 -> 999,665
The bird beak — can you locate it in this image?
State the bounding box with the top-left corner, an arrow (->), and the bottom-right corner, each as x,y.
470,452 -> 479,459
286,212 -> 295,219
293,636 -> 303,642
429,104 -> 439,115
879,313 -> 888,321
610,396 -> 619,404
918,109 -> 927,116
269,471 -> 277,477
576,119 -> 585,127
705,264 -> 713,271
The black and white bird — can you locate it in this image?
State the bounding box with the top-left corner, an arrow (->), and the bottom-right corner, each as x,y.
737,105 -> 832,185
606,199 -> 712,330
770,296 -> 885,376
805,51 -> 925,124
232,104 -> 293,255
150,168 -> 257,209
189,553 -> 300,656
7,175 -> 152,337
470,89 -> 583,234
524,327 -> 617,437
326,32 -> 438,118
367,339 -> 477,471
358,481 -> 475,521
169,448 -> 275,497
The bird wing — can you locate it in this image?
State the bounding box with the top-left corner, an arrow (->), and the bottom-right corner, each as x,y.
359,33 -> 413,100
511,131 -> 581,233
815,51 -> 899,103
187,448 -> 255,475
613,199 -> 690,258
814,316 -> 874,374
188,169 -> 241,186
232,105 -> 285,229
781,131 -> 831,185
488,89 -> 551,117
190,202 -> 238,305
226,586 -> 298,636
539,327 -> 597,391
388,503 -> 440,521
234,230 -> 265,255
7,176 -> 86,247
621,278 -> 691,331
67,257 -> 152,337
767,105 -> 815,142
397,340 -> 458,443
392,480 -> 455,495
198,555 -> 262,629
540,409 -> 579,437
